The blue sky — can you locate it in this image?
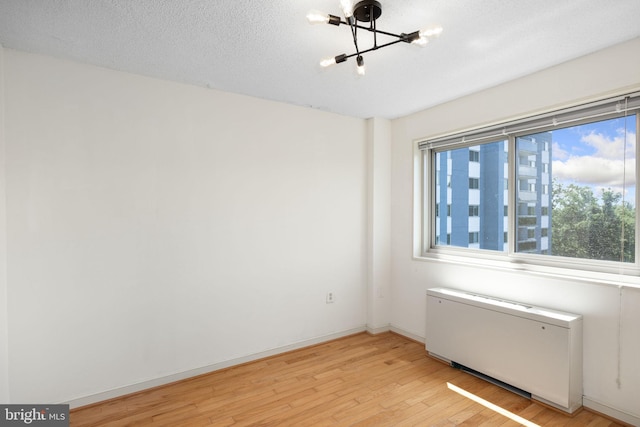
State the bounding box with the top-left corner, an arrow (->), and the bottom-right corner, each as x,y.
551,115 -> 636,205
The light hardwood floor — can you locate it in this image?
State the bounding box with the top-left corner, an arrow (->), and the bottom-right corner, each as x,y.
70,332 -> 627,426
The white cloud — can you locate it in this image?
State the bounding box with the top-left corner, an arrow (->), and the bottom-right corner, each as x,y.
552,141 -> 569,160
581,128 -> 636,160
552,156 -> 635,186
552,128 -> 636,186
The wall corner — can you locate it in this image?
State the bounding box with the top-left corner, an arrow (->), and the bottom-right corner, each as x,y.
366,117 -> 392,330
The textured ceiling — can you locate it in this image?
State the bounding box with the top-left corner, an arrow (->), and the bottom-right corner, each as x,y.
1,0 -> 639,119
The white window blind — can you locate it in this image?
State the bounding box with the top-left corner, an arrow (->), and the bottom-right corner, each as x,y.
419,92 -> 640,151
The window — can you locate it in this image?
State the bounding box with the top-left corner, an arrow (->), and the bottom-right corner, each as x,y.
421,92 -> 639,272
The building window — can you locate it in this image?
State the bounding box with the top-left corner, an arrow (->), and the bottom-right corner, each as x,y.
432,141 -> 507,250
421,93 -> 639,272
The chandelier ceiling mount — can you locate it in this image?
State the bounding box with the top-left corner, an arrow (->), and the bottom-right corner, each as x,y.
352,0 -> 382,23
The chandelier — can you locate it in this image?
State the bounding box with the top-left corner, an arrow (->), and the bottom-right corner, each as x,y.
307,0 -> 442,75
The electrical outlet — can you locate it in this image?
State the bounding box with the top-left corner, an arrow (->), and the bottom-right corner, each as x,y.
326,292 -> 335,304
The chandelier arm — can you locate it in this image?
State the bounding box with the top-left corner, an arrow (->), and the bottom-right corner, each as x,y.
371,11 -> 377,48
342,38 -> 404,60
358,26 -> 405,39
346,17 -> 362,57
337,20 -> 405,39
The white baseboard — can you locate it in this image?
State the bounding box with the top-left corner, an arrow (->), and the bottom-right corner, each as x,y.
366,324 -> 426,344
583,397 -> 640,426
65,326 -> 366,409
366,324 -> 390,335
389,325 -> 425,344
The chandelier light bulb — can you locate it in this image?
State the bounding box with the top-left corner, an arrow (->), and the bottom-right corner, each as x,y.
320,57 -> 337,67
340,0 -> 354,18
411,37 -> 429,47
306,10 -> 330,24
321,54 -> 347,68
419,25 -> 443,39
356,56 -> 365,76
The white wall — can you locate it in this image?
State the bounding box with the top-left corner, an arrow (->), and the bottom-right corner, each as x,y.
390,37 -> 640,424
0,43 -> 9,403
2,49 -> 368,405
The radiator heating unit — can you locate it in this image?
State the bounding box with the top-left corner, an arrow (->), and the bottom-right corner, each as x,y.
426,287 -> 583,413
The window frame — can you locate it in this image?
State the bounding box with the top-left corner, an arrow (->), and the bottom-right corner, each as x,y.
417,92 -> 640,279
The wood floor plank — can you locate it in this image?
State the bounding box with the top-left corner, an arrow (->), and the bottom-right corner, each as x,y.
70,332 -> 627,426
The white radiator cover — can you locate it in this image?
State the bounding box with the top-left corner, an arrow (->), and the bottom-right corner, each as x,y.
426,288 -> 583,413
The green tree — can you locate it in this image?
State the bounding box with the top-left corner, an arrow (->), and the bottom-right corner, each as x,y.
615,196 -> 636,262
551,180 -> 635,262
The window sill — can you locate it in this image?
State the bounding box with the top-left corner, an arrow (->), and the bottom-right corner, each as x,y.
414,249 -> 640,290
